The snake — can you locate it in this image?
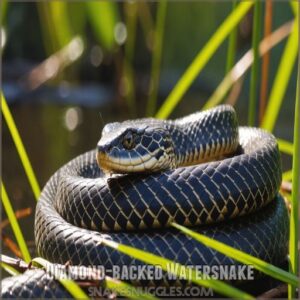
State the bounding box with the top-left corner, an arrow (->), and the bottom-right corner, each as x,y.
2,105 -> 289,298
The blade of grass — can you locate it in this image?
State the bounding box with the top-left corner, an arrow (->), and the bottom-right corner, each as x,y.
203,21 -> 293,110
225,0 -> 238,74
48,1 -> 73,48
155,1 -> 254,119
86,1 -> 119,51
1,183 -> 31,262
288,74 -> 299,299
32,257 -> 156,300
171,223 -> 298,287
1,0 -> 8,23
137,1 -> 154,45
277,138 -> 294,156
248,0 -> 262,126
32,257 -> 89,299
259,0 -> 273,124
105,277 -> 157,300
1,93 -> 40,199
101,239 -> 254,299
261,17 -> 298,132
282,170 -> 293,182
123,1 -> 138,117
289,1 -> 298,16
37,2 -> 73,55
36,2 -> 59,55
1,262 -> 20,276
146,0 -> 168,117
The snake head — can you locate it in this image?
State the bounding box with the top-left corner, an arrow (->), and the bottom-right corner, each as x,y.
97,122 -> 176,174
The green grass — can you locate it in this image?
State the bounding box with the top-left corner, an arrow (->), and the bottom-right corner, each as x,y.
146,0 -> 168,117
1,93 -> 40,200
32,257 -> 89,299
86,1 -> 119,51
203,20 -> 293,110
225,1 -> 238,74
248,0 -> 262,126
155,1 -> 253,119
288,75 -> 299,299
123,1 -> 138,117
101,238 -> 254,299
277,138 -> 294,156
261,16 -> 298,132
1,184 -> 31,262
171,223 -> 298,286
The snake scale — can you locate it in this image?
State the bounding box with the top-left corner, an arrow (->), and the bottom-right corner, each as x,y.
2,105 -> 289,298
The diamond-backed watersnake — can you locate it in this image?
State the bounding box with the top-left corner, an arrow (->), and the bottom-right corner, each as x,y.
2,105 -> 289,298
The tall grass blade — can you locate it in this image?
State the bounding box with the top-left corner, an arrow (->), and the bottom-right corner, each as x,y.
1,93 -> 40,200
146,0 -> 168,117
32,257 -> 89,299
282,170 -> 293,182
32,257 -> 156,300
203,21 -> 292,110
36,2 -> 59,55
1,183 -> 31,262
171,223 -> 298,287
155,1 -> 253,119
277,138 -> 294,156
1,262 -> 20,276
225,0 -> 238,74
289,1 -> 298,16
248,0 -> 262,126
288,74 -> 299,299
105,277 -> 157,300
1,0 -> 8,23
261,17 -> 298,132
101,239 -> 254,299
259,0 -> 273,124
123,1 -> 138,117
86,1 -> 119,51
48,1 -> 73,48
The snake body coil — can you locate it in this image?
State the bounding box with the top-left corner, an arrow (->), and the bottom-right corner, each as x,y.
2,105 -> 289,298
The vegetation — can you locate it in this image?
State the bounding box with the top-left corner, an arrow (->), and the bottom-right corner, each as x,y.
1,1 -> 299,299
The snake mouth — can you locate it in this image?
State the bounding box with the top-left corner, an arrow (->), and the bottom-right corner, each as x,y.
97,150 -> 161,174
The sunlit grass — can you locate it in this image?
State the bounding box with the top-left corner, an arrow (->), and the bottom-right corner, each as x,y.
1,184 -> 31,263
261,16 -> 298,132
123,1 -> 138,117
101,238 -> 254,299
225,1 -> 238,74
155,1 -> 253,119
203,21 -> 293,110
146,0 -> 168,117
277,139 -> 294,156
282,170 -> 293,182
288,76 -> 299,299
32,257 -> 158,300
248,0 -> 262,126
86,1 -> 119,51
32,257 -> 89,299
171,223 -> 298,286
1,93 -> 40,200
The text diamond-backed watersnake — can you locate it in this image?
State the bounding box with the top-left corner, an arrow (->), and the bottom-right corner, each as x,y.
2,105 -> 289,298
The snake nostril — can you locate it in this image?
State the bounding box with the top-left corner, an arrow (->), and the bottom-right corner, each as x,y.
97,144 -> 111,153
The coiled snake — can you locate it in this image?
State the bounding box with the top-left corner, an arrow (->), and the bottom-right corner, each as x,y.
2,105 -> 289,298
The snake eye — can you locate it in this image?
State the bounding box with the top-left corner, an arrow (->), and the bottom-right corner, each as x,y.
122,131 -> 136,150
